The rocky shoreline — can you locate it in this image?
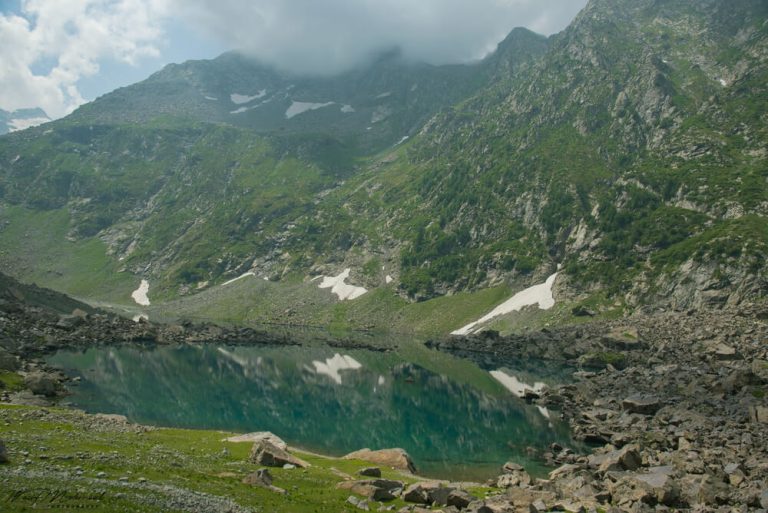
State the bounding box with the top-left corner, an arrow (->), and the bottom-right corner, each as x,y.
2,272 -> 768,511
426,304 -> 768,511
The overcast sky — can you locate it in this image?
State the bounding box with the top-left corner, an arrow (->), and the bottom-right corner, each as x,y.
0,0 -> 587,120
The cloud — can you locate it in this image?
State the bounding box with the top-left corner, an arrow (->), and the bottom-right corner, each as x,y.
0,0 -> 588,119
0,0 -> 171,118
177,0 -> 587,75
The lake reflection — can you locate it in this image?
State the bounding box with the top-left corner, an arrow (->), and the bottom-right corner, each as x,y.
49,343 -> 573,480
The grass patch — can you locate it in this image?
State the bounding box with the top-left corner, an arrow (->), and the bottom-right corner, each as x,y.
0,371 -> 24,392
0,404 -> 450,513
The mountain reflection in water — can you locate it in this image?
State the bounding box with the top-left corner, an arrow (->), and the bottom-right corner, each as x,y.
49,343 -> 574,480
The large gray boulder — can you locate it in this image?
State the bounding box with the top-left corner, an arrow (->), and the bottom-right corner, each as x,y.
608,466 -> 682,507
24,372 -> 61,397
344,448 -> 416,473
248,440 -> 308,468
587,444 -> 642,473
622,395 -> 661,415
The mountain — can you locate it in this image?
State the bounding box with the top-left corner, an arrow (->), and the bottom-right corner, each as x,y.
0,0 -> 765,333
71,29 -> 547,154
0,108 -> 50,135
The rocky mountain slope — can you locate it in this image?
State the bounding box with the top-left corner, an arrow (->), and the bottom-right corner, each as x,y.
0,0 -> 765,328
0,108 -> 50,135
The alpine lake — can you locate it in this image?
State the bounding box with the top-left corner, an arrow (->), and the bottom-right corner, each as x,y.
47,336 -> 577,481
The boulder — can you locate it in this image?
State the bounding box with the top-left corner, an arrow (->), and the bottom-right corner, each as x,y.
749,405 -> 768,424
56,314 -> 85,330
464,501 -> 494,513
502,461 -> 524,473
429,486 -> 456,506
244,468 -> 271,486
248,440 -> 308,468
71,308 -> 89,319
447,489 -> 475,509
548,463 -> 582,480
496,469 -> 531,488
403,483 -> 430,504
370,487 -> 397,502
242,468 -> 285,493
587,444 -> 642,473
761,489 -> 768,509
358,467 -> 381,478
24,372 -> 61,397
602,327 -> 644,350
711,343 -> 740,361
226,431 -> 288,450
339,479 -> 403,502
680,473 -> 729,506
751,359 -> 768,383
622,395 -> 661,415
609,466 -> 681,507
0,439 -> 7,463
344,448 -> 416,473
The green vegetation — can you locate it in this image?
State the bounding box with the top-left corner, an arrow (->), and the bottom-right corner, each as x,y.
0,372 -> 24,392
0,0 -> 766,326
1,405 -> 494,513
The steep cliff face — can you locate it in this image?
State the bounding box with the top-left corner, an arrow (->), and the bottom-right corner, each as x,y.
0,0 -> 765,316
386,0 -> 768,307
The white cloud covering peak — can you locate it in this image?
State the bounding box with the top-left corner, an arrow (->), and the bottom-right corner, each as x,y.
0,0 -> 170,118
0,0 -> 587,119
180,0 -> 586,75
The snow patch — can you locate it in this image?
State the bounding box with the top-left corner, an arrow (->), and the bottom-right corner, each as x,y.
8,117 -> 50,132
341,104 -> 355,113
318,268 -> 367,300
371,106 -> 391,124
132,314 -> 148,323
285,101 -> 335,119
312,354 -> 363,384
222,272 -> 255,286
385,275 -> 394,284
231,91 -> 267,104
230,106 -> 253,114
204,96 -> 218,101
131,280 -> 151,306
490,370 -> 547,398
217,347 -> 250,367
376,92 -> 392,99
451,273 -> 558,336
536,406 -> 551,420
11,155 -> 20,163
718,78 -> 728,87
394,136 -> 409,146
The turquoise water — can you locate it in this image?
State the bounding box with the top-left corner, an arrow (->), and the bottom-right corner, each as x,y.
48,342 -> 574,480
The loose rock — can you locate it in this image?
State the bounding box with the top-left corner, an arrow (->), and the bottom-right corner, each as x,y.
344,448 -> 416,473
248,440 -> 308,468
